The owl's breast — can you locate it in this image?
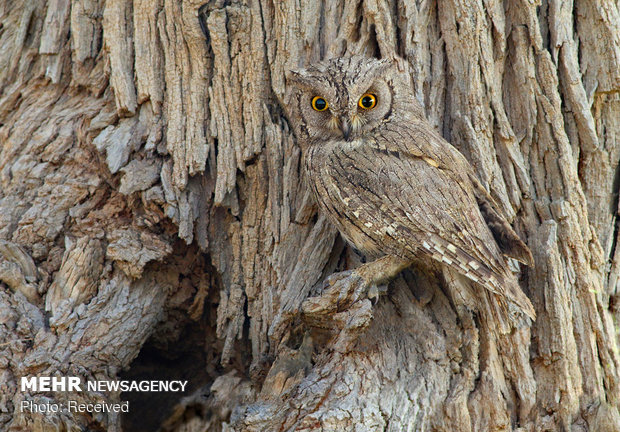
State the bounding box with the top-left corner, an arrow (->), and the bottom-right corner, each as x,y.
303,139 -> 387,257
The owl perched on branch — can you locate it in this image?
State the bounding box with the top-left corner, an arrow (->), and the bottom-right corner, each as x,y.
287,56 -> 535,320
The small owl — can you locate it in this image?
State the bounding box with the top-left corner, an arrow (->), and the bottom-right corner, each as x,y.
287,56 -> 535,320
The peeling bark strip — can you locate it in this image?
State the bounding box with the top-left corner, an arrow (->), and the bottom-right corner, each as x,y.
0,0 -> 618,431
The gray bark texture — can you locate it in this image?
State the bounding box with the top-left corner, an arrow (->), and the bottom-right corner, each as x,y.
0,0 -> 619,431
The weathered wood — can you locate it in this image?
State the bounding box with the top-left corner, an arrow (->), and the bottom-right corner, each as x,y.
0,0 -> 618,430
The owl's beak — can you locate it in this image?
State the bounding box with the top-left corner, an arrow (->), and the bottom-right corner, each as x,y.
340,118 -> 351,141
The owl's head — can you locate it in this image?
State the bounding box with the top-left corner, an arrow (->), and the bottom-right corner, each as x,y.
287,56 -> 418,146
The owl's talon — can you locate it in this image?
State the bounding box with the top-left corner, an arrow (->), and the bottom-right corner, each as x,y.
311,269 -> 375,310
336,272 -> 364,305
367,284 -> 388,303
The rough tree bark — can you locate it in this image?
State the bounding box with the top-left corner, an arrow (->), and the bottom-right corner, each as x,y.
0,0 -> 618,431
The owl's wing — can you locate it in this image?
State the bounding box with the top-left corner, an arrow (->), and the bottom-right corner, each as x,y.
468,174 -> 534,266
382,122 -> 534,266
327,135 -> 535,318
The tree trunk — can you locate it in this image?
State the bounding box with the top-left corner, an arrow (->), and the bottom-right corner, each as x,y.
0,0 -> 618,431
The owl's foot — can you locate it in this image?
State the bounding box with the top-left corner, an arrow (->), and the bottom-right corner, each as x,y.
322,270 -> 388,305
301,270 -> 376,339
302,256 -> 411,333
303,272 -> 389,316
302,270 -> 371,320
329,269 -> 377,305
305,255 -> 410,312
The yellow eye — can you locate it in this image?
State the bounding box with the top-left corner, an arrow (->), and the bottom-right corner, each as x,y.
312,96 -> 328,111
358,93 -> 377,109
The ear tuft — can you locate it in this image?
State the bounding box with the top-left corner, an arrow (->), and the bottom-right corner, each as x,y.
373,58 -> 398,77
286,70 -> 315,90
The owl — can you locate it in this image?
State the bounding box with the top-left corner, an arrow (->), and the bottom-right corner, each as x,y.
287,56 -> 535,320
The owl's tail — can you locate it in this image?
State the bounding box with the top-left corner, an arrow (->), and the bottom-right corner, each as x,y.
442,265 -> 535,332
482,269 -> 536,321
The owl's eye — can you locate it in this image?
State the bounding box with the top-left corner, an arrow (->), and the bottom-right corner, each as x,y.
311,96 -> 328,111
358,93 -> 377,109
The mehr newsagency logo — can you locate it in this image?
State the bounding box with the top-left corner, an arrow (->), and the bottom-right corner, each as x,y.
21,376 -> 188,392
19,376 -> 188,414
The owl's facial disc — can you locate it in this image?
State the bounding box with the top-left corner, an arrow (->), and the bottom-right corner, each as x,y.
336,92 -> 377,141
327,115 -> 340,133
